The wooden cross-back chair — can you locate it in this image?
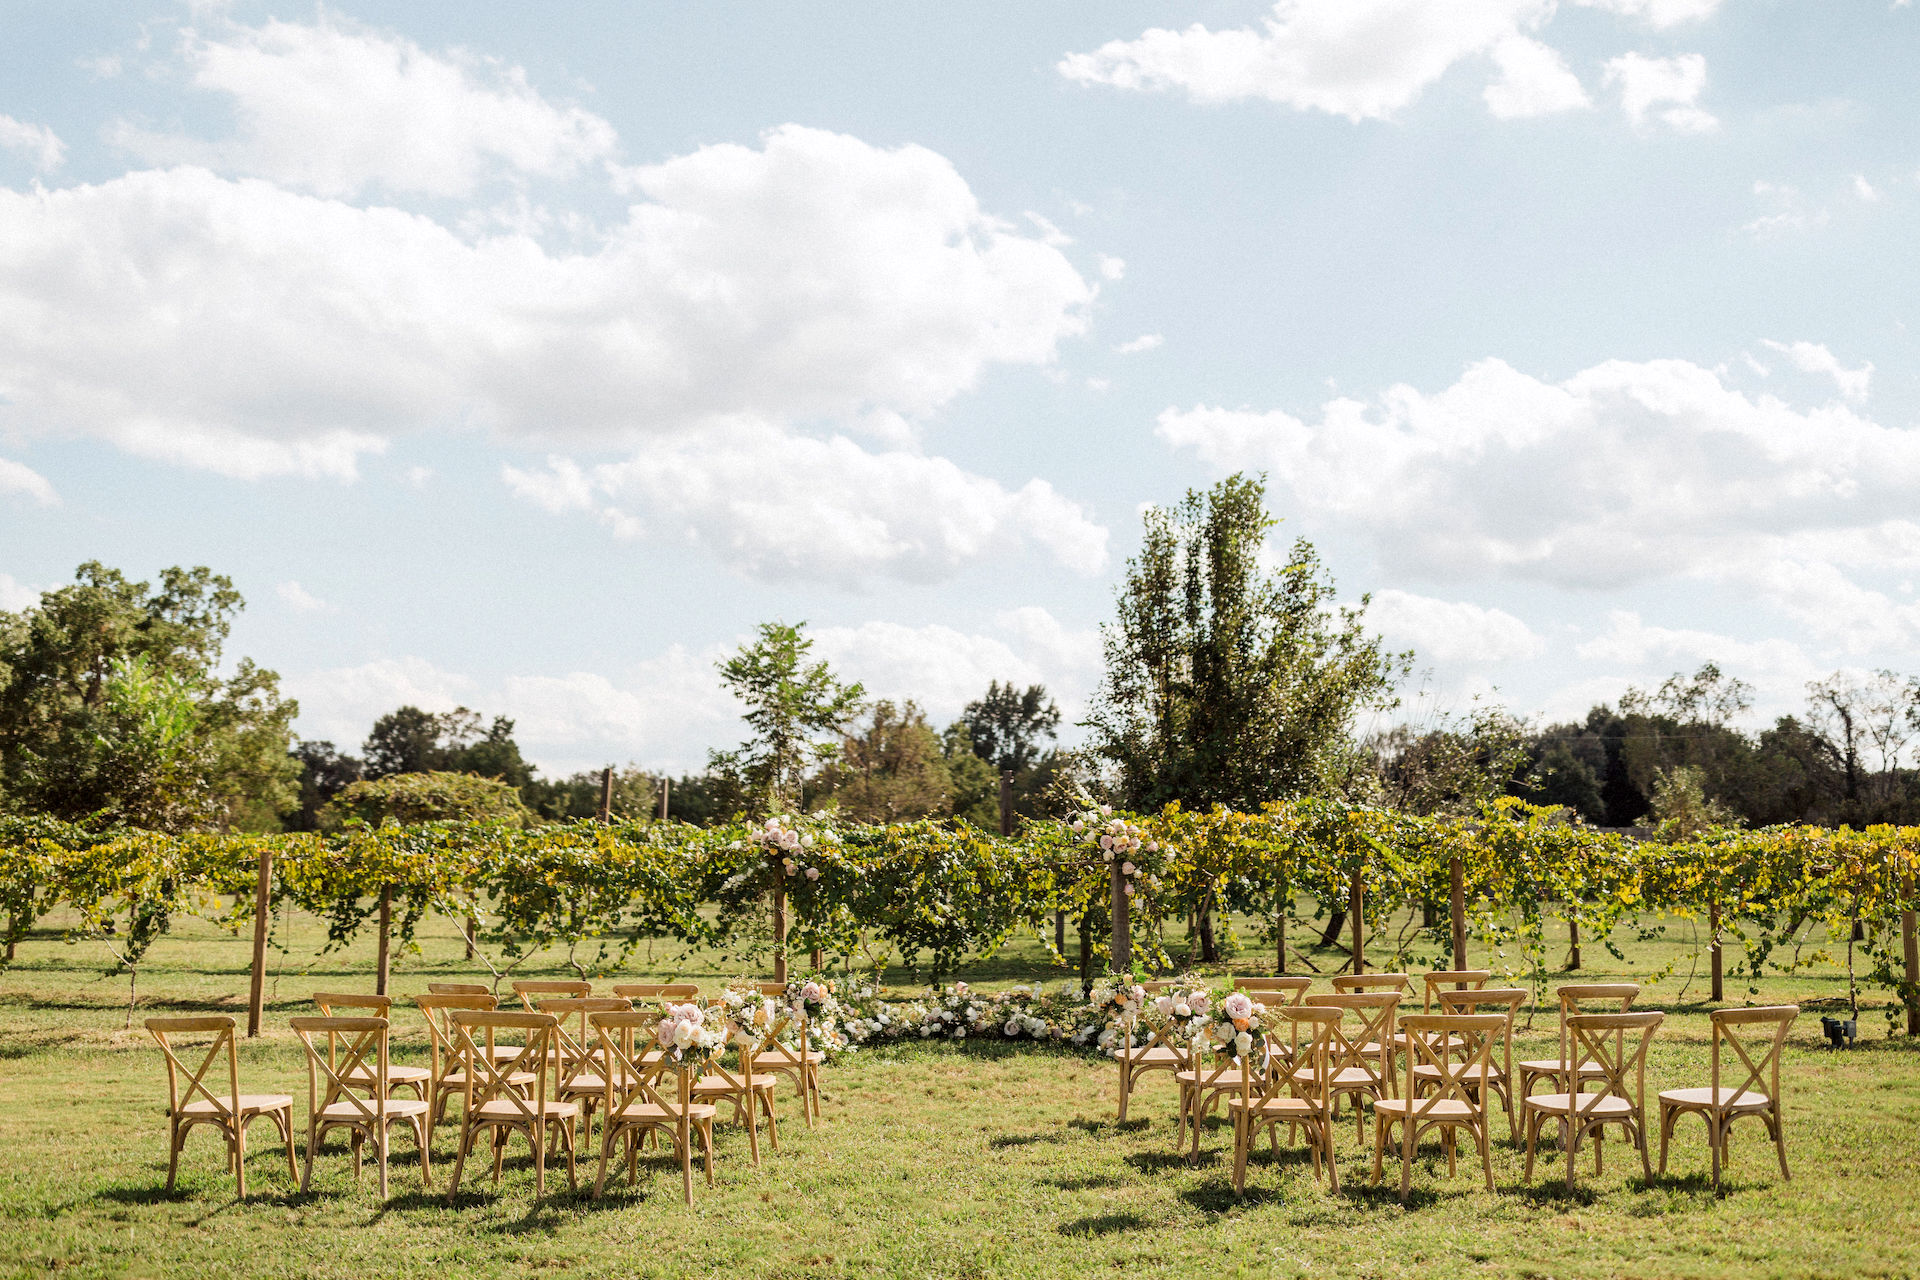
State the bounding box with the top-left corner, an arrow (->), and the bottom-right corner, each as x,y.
1387,971 -> 1491,1075
756,982 -> 788,998
1227,1006 -> 1341,1196
1426,987 -> 1526,1140
611,983 -> 701,1002
1332,972 -> 1411,996
1299,992 -> 1400,1144
427,982 -> 490,996
1171,1035 -> 1229,1160
588,1011 -> 716,1203
1517,983 -> 1639,1101
1659,1005 -> 1798,1188
288,1015 -> 430,1198
539,996 -> 635,1138
1372,1012 -> 1505,1202
754,1000 -> 824,1125
310,992 -> 430,1100
691,1007 -> 783,1165
413,993 -> 529,1145
444,1010 -> 579,1204
1523,1010 -> 1664,1188
145,1015 -> 297,1199
1241,977 -> 1313,1006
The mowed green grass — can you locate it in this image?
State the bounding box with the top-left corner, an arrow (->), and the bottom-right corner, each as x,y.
2,909 -> 1917,1279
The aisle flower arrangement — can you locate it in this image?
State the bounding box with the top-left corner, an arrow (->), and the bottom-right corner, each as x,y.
652,1000 -> 731,1071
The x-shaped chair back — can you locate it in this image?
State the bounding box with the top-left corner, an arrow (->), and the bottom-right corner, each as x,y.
449,1010 -> 555,1123
590,1012 -> 681,1122
1563,1011 -> 1664,1119
1274,1007 -> 1340,1111
289,1015 -> 391,1126
1242,977 -> 1313,1007
415,993 -> 496,1076
612,983 -> 700,1002
147,1015 -> 241,1120
1399,1013 -> 1503,1122
540,997 -> 634,1087
1553,983 -> 1638,1073
1331,972 -> 1411,996
1421,970 -> 1492,1011
512,980 -> 591,1010
1437,987 -> 1525,1080
1710,1006 -> 1797,1108
1303,991 -> 1400,1085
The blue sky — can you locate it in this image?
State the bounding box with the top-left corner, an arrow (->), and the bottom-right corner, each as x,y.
2,1 -> 1917,775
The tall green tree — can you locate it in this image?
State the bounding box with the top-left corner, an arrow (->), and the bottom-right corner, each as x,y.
810,700 -> 952,822
945,681 -> 1067,829
712,622 -> 864,814
1086,474 -> 1403,811
0,562 -> 297,831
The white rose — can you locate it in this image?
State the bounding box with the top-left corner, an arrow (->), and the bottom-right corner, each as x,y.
1235,1031 -> 1253,1055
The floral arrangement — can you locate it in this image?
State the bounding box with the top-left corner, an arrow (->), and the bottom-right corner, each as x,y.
1202,989 -> 1282,1061
1144,981 -> 1214,1044
745,814 -> 836,883
1071,802 -> 1164,902
651,1000 -> 731,1071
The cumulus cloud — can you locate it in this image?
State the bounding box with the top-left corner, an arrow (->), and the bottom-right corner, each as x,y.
276,580 -> 328,612
1604,52 -> 1717,133
1573,0 -> 1725,26
1155,353 -> 1920,643
0,115 -> 64,172
1116,333 -> 1164,354
288,609 -> 1100,774
1761,339 -> 1872,402
0,457 -> 58,506
502,422 -> 1107,584
110,17 -> 617,199
1366,589 -> 1546,663
1482,36 -> 1590,119
0,574 -> 43,612
1059,0 -> 1556,120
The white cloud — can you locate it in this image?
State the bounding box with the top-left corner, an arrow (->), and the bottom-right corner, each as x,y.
0,115 -> 64,172
1482,36 -> 1590,119
1058,0 -> 1555,121
1604,52 -> 1717,133
1574,0 -> 1725,27
1366,589 -> 1546,663
502,421 -> 1108,584
1761,339 -> 1871,402
111,17 -> 617,199
276,580 -> 328,612
0,574 -> 43,612
0,125 -> 1094,512
285,656 -> 476,748
1743,180 -> 1828,238
1853,173 -> 1880,202
1155,354 -> 1920,636
0,457 -> 58,506
1115,333 -> 1164,354
1570,609 -> 1824,720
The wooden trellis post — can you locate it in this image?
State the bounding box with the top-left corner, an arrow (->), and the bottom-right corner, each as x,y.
1110,859 -> 1131,974
1903,872 -> 1917,1036
246,852 -> 272,1038
1709,900 -> 1723,1002
772,856 -> 788,984
1349,865 -> 1365,975
1449,856 -> 1466,977
597,767 -> 613,823
375,886 -> 392,997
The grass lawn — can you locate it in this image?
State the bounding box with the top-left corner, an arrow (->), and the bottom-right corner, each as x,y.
2,909 -> 1917,1279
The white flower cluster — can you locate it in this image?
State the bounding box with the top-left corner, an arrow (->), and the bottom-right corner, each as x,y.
1070,804 -> 1161,899
747,814 -> 836,882
835,980 -> 1119,1049
653,1001 -> 728,1063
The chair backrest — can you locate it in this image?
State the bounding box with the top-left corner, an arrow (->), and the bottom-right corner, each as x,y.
1240,976 -> 1313,1006
512,980 -> 592,1009
449,1010 -> 556,1120
1710,1006 -> 1798,1109
1553,983 -> 1639,1074
414,993 -> 497,1076
289,1014 -> 391,1125
612,983 -> 700,1001
312,991 -> 391,1016
1398,1013 -> 1504,1122
591,1011 -> 687,1124
756,982 -> 788,998
1331,972 -> 1411,995
1564,1011 -> 1664,1116
146,1016 -> 240,1119
538,996 -> 633,1078
1421,970 -> 1492,1010
1435,987 -> 1525,1083
1303,992 -> 1400,1080
1271,1007 -> 1341,1109
427,982 -> 490,996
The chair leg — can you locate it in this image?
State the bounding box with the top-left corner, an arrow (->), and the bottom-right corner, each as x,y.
416,1114 -> 432,1188
1370,1113 -> 1387,1186
1478,1119 -> 1495,1191
533,1122 -> 547,1204
447,1122 -> 472,1205
1116,1064 -> 1131,1123
235,1119 -> 248,1201
680,1119 -> 693,1205
1709,1114 -> 1722,1190
377,1125 -> 390,1201
701,1120 -> 715,1186
745,1089 -> 761,1167
1523,1110 -> 1539,1182
565,1117 -> 578,1190
1770,1108 -> 1790,1181
1401,1117 -> 1415,1203
165,1120 -> 182,1192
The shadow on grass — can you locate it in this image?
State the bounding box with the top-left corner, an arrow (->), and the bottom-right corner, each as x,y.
988,1131 -> 1064,1149
92,1185 -> 199,1207
1177,1180 -> 1280,1212
1046,1173 -> 1124,1191
1057,1211 -> 1147,1236
1125,1149 -> 1203,1174
1065,1117 -> 1148,1136
1508,1178 -> 1601,1208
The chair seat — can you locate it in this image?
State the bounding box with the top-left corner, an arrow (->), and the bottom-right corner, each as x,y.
1658,1086 -> 1772,1111
1523,1091 -> 1631,1118
1173,1069 -> 1240,1087
1109,1045 -> 1181,1066
753,1050 -> 824,1068
608,1101 -> 718,1124
473,1098 -> 580,1121
1292,1066 -> 1379,1088
178,1094 -> 291,1118
1519,1058 -> 1606,1077
558,1071 -> 641,1093
344,1064 -> 430,1085
316,1098 -> 430,1122
1375,1096 -> 1477,1120
691,1075 -> 776,1095
440,1069 -> 536,1091
1226,1095 -> 1318,1118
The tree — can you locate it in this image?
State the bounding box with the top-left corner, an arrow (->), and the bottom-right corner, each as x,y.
319,771 -> 532,828
1803,669 -> 1920,822
289,741 -> 363,832
1370,704 -> 1530,818
1086,474 -> 1403,811
363,705 -> 535,792
525,766 -> 658,822
0,562 -> 297,831
712,622 -> 864,814
957,682 -> 1060,775
811,700 -> 952,822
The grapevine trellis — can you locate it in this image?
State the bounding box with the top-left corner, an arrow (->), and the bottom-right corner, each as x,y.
2,798 -> 1916,1037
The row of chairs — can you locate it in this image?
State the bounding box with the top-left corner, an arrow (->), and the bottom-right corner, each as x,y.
145,980 -> 825,1204
1115,972 -> 1797,1197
